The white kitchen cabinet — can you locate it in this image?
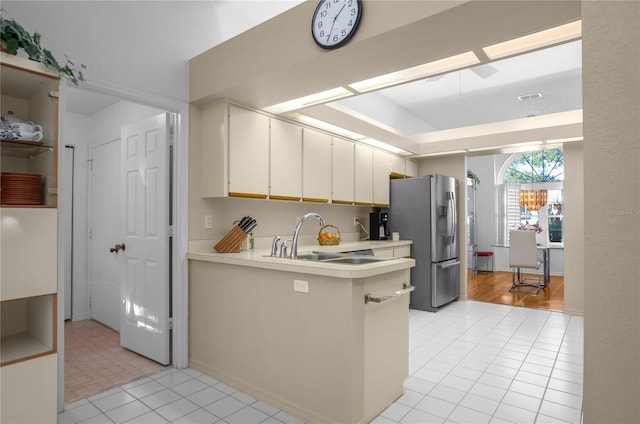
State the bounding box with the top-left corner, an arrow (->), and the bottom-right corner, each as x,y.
405,160 -> 418,177
372,245 -> 411,259
200,103 -> 269,198
270,118 -> 302,201
331,137 -> 354,204
391,156 -> 418,178
373,150 -> 392,207
228,105 -> 270,198
302,127 -> 332,202
200,102 -> 228,198
354,144 -> 373,205
390,155 -> 405,177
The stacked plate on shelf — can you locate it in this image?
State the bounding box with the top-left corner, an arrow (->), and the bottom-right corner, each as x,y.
1,172 -> 43,205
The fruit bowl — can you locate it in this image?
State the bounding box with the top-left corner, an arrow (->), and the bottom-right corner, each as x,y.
317,224 -> 341,245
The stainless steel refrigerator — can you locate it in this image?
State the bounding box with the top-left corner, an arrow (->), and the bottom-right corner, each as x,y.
389,175 -> 460,311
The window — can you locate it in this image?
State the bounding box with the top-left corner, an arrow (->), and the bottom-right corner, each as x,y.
498,148 -> 564,244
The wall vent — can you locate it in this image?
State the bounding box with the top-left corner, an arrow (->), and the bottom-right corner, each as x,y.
518,92 -> 543,101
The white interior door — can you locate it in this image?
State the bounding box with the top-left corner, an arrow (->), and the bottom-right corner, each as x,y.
88,139 -> 122,331
120,113 -> 171,365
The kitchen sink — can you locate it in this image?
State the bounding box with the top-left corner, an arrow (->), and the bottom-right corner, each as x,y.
324,256 -> 386,265
265,250 -> 391,265
295,252 -> 342,261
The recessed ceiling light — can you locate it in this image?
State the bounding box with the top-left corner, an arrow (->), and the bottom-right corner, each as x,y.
483,20 -> 582,60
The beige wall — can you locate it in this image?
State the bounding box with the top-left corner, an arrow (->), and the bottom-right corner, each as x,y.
417,156 -> 469,300
562,142 -> 584,316
582,1 -> 640,422
187,1 -> 640,420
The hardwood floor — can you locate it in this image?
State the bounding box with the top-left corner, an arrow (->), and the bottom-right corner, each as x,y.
467,269 -> 564,311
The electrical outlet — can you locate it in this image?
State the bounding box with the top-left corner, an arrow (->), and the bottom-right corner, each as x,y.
204,215 -> 213,229
353,217 -> 359,226
294,279 -> 309,293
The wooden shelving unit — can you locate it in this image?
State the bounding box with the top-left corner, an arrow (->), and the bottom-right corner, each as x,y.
0,52 -> 59,423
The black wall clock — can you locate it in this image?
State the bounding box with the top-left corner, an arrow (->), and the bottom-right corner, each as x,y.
311,0 -> 363,49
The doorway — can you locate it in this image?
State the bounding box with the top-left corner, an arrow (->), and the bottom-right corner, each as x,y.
465,151 -> 566,311
60,86 -> 188,405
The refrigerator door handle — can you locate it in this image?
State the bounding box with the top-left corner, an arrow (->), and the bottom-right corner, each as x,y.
446,191 -> 456,244
438,260 -> 461,269
451,191 -> 457,244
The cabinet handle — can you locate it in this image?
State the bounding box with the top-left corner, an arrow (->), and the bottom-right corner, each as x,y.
109,243 -> 126,253
364,283 -> 414,304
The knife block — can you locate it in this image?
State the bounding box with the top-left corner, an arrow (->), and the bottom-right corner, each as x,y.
214,225 -> 247,253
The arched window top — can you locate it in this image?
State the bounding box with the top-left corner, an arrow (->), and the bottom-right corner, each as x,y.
500,148 -> 564,184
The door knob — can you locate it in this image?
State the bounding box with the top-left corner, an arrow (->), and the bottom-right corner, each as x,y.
109,243 -> 126,253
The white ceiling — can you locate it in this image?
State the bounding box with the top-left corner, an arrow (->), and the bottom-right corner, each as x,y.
65,86 -> 121,116
66,40 -> 582,135
329,39 -> 582,138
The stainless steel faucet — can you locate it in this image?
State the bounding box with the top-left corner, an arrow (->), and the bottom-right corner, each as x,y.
279,239 -> 291,258
290,212 -> 325,259
270,236 -> 281,257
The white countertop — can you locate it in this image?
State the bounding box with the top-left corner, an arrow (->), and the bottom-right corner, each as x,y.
187,239 -> 415,279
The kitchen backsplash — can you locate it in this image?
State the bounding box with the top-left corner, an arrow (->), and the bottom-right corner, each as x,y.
189,196 -> 371,243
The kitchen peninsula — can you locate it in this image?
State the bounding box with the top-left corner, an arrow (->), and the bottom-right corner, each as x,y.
187,240 -> 415,424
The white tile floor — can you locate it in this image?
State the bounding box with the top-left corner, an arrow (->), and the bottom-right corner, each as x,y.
58,300 -> 583,424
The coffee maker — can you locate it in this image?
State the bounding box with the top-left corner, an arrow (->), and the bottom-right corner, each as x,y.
370,212 -> 390,240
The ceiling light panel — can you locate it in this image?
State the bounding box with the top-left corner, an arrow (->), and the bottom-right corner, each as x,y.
483,20 -> 582,60
348,51 -> 480,93
264,87 -> 353,114
359,138 -> 411,155
288,113 -> 365,139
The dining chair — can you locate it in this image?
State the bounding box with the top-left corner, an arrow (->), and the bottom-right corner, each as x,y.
508,229 -> 544,294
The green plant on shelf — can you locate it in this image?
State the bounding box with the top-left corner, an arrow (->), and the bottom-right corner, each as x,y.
1,11 -> 86,85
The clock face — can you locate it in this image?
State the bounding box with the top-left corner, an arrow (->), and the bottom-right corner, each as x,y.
311,0 -> 362,49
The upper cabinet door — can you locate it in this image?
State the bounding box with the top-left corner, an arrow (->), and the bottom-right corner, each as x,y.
302,128 -> 332,202
270,119 -> 302,200
391,156 -> 418,178
331,138 -> 354,204
391,155 -> 406,177
405,160 -> 418,177
354,144 -> 373,205
228,105 -> 270,198
373,150 -> 392,207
